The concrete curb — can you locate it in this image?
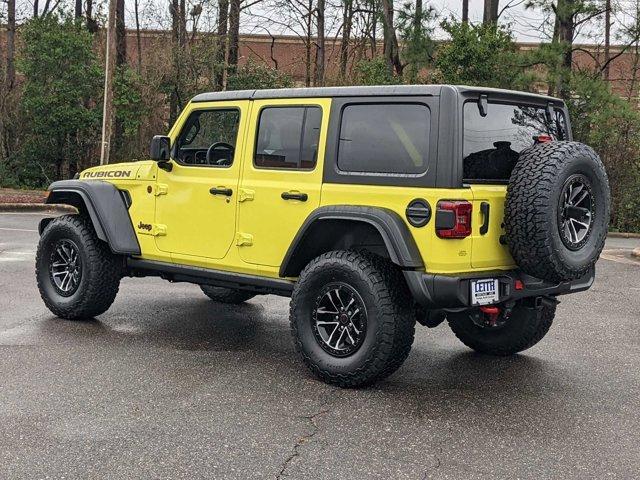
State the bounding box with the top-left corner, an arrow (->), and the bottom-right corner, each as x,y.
0,203 -> 77,213
607,231 -> 640,239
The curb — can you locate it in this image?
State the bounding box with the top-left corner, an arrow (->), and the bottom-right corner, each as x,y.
607,231 -> 640,239
0,203 -> 77,213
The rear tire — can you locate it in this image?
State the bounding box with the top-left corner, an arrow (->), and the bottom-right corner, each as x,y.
200,285 -> 256,304
36,215 -> 122,320
290,251 -> 415,388
448,300 -> 556,356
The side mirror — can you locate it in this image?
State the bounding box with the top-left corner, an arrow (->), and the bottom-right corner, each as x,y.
150,135 -> 171,161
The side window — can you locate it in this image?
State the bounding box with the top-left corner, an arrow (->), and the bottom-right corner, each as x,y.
175,109 -> 240,167
337,104 -> 430,175
254,106 -> 322,170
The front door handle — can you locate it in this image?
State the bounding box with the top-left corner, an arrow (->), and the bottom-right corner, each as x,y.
210,187 -> 233,196
480,202 -> 490,235
281,191 -> 308,202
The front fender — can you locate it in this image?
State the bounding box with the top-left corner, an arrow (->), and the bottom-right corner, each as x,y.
45,180 -> 140,255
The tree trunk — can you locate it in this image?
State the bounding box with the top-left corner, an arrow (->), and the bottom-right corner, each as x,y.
604,0 -> 611,81
86,0 -> 98,33
115,0 -> 127,66
7,0 -> 16,90
462,0 -> 469,24
483,0 -> 499,24
170,0 -> 180,123
101,0 -> 118,165
556,0 -> 575,98
305,0 -> 312,87
380,0 -> 402,76
75,0 -> 82,17
315,0 -> 325,86
340,0 -> 353,80
215,0 -> 229,90
33,0 -> 39,17
134,0 -> 142,73
112,0 -> 127,160
227,0 -> 241,71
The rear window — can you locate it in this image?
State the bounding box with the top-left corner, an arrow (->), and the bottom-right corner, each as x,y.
337,104 -> 430,175
463,102 -> 567,182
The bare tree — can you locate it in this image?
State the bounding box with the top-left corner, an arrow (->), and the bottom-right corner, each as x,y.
75,0 -> 82,17
462,0 -> 469,23
7,0 -> 16,90
604,0 -> 611,81
483,0 -> 499,24
216,0 -> 229,89
340,0 -> 354,79
315,0 -> 326,85
380,0 -> 402,76
34,0 -> 39,17
227,0 -> 241,70
134,0 -> 143,73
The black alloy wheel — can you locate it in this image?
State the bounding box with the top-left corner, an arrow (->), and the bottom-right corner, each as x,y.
49,239 -> 82,296
558,174 -> 594,251
312,282 -> 368,358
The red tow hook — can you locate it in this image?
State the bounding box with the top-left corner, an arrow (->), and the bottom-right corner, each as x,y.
480,306 -> 501,326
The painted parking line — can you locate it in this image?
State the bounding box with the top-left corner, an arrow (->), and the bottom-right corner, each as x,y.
0,227 -> 38,233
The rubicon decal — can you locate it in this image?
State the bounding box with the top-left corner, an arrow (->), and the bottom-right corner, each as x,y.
82,170 -> 132,178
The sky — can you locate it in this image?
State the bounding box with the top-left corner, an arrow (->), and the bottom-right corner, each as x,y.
7,0 -> 639,45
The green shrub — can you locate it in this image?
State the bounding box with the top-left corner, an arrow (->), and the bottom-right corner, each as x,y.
226,61 -> 294,90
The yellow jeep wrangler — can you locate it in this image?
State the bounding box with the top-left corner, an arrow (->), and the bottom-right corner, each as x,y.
36,85 -> 610,387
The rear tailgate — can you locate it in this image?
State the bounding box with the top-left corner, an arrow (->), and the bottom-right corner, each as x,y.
469,185 -> 515,270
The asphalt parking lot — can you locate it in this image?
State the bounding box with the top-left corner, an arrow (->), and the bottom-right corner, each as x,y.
1,212 -> 639,479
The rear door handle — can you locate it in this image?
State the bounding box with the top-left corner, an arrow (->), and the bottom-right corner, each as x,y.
210,187 -> 233,196
281,191 -> 308,202
480,202 -> 490,235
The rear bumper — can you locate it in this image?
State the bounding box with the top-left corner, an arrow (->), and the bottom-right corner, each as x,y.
404,267 -> 595,309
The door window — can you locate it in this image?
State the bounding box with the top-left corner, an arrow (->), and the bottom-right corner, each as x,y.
254,106 -> 322,170
175,109 -> 240,167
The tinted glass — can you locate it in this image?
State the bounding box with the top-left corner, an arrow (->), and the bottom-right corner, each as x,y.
463,102 -> 566,181
176,109 -> 240,166
254,106 -> 322,169
337,104 -> 430,174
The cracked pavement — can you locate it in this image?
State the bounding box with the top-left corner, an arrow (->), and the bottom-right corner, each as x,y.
1,212 -> 639,479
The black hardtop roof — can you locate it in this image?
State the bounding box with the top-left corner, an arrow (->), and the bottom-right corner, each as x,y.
190,85 -> 564,104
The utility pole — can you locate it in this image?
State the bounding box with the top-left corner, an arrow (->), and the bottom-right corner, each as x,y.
100,0 -> 118,165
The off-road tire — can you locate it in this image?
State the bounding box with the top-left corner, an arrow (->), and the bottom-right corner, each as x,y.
36,215 -> 122,320
290,250 -> 416,388
448,301 -> 556,356
200,285 -> 256,304
505,141 -> 610,283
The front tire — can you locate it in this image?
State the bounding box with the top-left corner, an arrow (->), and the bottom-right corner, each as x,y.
448,300 -> 556,356
36,215 -> 122,320
290,251 -> 415,388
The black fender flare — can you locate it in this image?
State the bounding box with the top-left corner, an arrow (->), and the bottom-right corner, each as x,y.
279,205 -> 424,277
42,180 -> 141,255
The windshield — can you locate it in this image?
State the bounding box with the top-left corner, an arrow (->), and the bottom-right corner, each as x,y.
463,101 -> 567,183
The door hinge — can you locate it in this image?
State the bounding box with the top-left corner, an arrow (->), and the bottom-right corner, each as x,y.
154,183 -> 168,196
238,188 -> 255,202
151,224 -> 167,236
236,232 -> 253,246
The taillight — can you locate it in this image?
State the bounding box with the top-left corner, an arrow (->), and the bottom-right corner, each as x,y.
534,134 -> 553,144
436,200 -> 472,239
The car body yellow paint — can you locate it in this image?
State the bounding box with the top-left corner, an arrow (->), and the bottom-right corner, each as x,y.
78,96 -> 515,278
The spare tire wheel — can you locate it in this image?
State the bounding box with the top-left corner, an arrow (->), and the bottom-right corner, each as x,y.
504,141 -> 610,283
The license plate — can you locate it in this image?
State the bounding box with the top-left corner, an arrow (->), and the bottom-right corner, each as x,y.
470,279 -> 499,305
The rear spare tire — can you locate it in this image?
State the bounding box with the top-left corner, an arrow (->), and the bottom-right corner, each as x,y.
505,141 -> 610,283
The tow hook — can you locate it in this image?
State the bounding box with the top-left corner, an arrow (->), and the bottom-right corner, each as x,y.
480,306 -> 501,326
